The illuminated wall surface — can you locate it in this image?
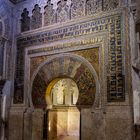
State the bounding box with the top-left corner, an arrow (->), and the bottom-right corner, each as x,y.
47,78 -> 80,139
1,0 -> 140,140
51,79 -> 79,106
48,108 -> 80,140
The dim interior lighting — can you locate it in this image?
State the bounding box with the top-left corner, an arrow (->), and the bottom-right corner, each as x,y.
49,121 -> 51,131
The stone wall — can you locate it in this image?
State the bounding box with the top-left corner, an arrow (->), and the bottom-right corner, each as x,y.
0,1 -> 18,139
129,0 -> 140,139
0,0 -> 15,81
7,0 -> 136,140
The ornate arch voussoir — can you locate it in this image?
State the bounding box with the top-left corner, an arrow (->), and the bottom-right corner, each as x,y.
31,53 -> 100,109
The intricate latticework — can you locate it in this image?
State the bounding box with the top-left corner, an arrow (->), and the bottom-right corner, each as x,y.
70,0 -> 85,19
86,0 -> 102,15
44,0 -> 56,26
21,8 -> 30,32
56,0 -> 70,23
103,0 -> 119,11
31,4 -> 42,29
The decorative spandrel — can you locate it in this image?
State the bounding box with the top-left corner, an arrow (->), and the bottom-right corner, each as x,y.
76,68 -> 96,105
70,0 -> 85,19
103,0 -> 119,11
44,0 -> 56,26
86,0 -> 102,15
56,0 -> 70,23
31,4 -> 42,30
21,8 -> 30,32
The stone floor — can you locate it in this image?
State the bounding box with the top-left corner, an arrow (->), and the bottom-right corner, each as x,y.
53,136 -> 79,140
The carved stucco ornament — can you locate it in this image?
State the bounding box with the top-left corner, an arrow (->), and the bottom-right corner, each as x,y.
86,0 -> 102,15
44,0 -> 56,26
21,8 -> 30,32
56,0 -> 70,22
71,0 -> 85,19
103,0 -> 119,11
31,4 -> 42,29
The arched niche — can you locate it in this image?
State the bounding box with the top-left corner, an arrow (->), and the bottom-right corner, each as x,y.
31,53 -> 100,109
45,78 -> 79,109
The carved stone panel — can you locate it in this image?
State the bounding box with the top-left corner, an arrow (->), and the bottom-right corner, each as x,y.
70,0 -> 85,19
56,0 -> 70,23
31,4 -> 42,30
103,0 -> 119,11
44,0 -> 56,26
86,0 -> 102,15
21,8 -> 30,32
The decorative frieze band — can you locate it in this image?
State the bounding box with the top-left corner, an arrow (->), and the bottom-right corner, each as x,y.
20,0 -> 120,32
18,16 -> 112,47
